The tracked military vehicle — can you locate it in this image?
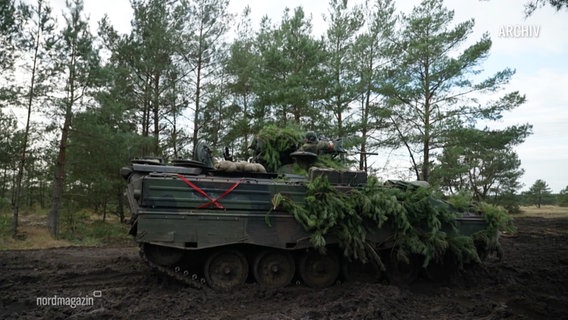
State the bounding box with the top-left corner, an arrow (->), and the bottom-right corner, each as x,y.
121,133 -> 495,291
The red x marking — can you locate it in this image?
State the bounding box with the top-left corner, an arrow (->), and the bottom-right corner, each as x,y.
177,174 -> 243,209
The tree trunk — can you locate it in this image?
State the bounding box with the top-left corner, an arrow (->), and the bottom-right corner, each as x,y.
48,110 -> 72,237
192,54 -> 203,156
359,82 -> 372,171
422,60 -> 431,182
242,94 -> 249,159
171,93 -> 178,158
49,43 -> 76,237
40,180 -> 46,209
1,167 -> 6,198
12,6 -> 42,238
152,71 -> 161,155
141,74 -> 151,155
102,200 -> 107,222
117,186 -> 124,223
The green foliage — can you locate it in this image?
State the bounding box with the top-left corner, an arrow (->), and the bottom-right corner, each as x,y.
313,155 -> 347,170
47,0 -> 101,237
446,192 -> 514,254
321,0 -> 364,139
351,0 -> 397,172
445,191 -> 475,211
430,126 -> 530,203
66,105 -> 151,211
525,179 -> 553,208
382,0 -> 528,183
525,0 -> 568,16
271,176 -> 386,264
254,124 -> 303,172
383,182 -> 460,267
0,0 -> 533,237
0,214 -> 10,239
0,110 -> 19,169
558,186 -> 568,207
253,7 -> 328,127
471,203 -> 515,257
224,10 -> 257,159
60,209 -> 129,245
270,176 -> 504,269
0,198 -> 10,213
491,191 -> 523,214
10,0 -> 60,238
478,203 -> 516,234
0,0 -> 19,71
446,235 -> 480,268
184,0 -> 233,152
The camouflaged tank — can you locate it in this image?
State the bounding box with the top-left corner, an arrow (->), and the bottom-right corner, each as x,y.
121,138 -> 491,291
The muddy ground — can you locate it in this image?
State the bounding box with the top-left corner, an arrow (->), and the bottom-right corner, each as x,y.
1,216 -> 567,320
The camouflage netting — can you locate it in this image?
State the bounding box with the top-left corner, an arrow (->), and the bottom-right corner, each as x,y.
270,176 -> 514,269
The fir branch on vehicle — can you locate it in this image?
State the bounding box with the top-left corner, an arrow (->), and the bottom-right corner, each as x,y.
254,125 -> 303,172
270,175 -> 513,270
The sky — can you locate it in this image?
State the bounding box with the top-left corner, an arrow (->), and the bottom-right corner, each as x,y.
46,0 -> 568,193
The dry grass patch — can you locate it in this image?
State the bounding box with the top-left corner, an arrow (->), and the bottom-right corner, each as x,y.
0,225 -> 73,250
517,205 -> 568,218
1,211 -> 130,250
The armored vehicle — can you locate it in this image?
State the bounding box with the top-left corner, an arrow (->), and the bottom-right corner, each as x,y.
121,136 -> 494,291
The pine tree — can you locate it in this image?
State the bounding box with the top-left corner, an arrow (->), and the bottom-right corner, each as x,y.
0,110 -> 18,203
130,0 -> 184,156
0,0 -> 18,73
48,0 -> 99,237
525,0 -> 568,15
430,126 -> 531,203
180,0 -> 232,156
321,0 -> 364,139
254,7 -> 327,128
352,0 -> 397,171
225,7 -> 257,159
526,179 -> 552,208
382,0 -> 526,182
558,186 -> 568,207
12,0 -> 58,238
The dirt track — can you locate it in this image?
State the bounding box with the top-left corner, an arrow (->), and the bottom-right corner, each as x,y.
1,217 -> 567,320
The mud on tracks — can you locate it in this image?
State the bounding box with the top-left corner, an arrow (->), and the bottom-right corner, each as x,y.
1,217 -> 567,320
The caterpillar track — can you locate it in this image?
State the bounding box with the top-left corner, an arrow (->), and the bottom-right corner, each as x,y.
139,244 -> 206,289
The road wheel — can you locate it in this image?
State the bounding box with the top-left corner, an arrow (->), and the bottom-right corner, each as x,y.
298,249 -> 340,288
204,249 -> 248,291
253,250 -> 295,288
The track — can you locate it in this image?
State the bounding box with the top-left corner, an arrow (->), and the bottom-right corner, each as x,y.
1,217 -> 567,319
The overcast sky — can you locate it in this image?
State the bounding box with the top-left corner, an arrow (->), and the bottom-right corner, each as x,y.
48,0 -> 567,192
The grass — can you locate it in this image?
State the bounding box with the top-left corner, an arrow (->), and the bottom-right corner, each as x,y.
516,205 -> 568,218
0,225 -> 72,250
59,219 -> 131,246
0,210 -> 132,250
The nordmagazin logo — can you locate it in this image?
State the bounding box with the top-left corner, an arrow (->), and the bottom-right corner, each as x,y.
36,291 -> 101,308
498,25 -> 541,38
